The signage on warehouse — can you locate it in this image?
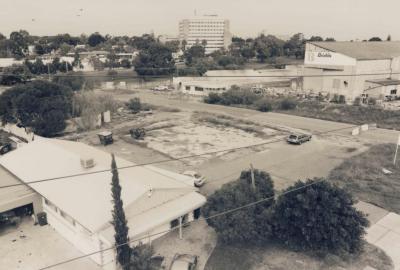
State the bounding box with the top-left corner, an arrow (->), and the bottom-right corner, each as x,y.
305,51 -> 356,66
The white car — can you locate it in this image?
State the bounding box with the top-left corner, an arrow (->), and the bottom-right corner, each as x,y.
182,171 -> 206,187
153,85 -> 169,91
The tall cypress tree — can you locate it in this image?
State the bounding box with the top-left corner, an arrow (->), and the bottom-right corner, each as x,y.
110,154 -> 131,269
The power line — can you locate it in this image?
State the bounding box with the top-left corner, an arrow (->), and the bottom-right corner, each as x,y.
0,125 -> 356,190
37,177 -> 327,270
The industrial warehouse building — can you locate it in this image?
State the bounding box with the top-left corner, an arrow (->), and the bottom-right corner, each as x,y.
301,41 -> 400,102
0,138 -> 206,270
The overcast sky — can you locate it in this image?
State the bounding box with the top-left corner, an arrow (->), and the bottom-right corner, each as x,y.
0,0 -> 399,40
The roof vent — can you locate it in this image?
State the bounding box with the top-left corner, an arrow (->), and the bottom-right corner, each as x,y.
80,157 -> 95,169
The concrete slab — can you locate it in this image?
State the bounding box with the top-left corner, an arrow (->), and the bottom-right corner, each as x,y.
367,212 -> 400,270
373,231 -> 400,270
0,217 -> 101,270
355,201 -> 389,225
376,212 -> 400,235
366,224 -> 390,244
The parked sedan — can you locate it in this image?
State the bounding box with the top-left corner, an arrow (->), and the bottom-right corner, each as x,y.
182,171 -> 206,187
169,254 -> 198,270
0,143 -> 13,155
287,133 -> 312,145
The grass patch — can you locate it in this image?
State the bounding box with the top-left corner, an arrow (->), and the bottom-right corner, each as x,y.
204,89 -> 400,130
205,242 -> 393,270
329,143 -> 400,213
283,101 -> 400,130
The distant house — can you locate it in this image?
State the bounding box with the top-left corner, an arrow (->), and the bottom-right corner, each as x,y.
0,58 -> 23,71
302,41 -> 400,102
0,138 -> 206,270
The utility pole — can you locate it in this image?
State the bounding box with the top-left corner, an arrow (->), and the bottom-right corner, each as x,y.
250,163 -> 256,191
394,135 -> 400,165
47,63 -> 50,81
65,61 -> 68,73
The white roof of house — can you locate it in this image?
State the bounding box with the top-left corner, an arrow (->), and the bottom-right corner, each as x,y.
0,58 -> 23,68
0,138 -> 205,240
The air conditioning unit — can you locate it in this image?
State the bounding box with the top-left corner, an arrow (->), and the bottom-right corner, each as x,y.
80,157 -> 95,168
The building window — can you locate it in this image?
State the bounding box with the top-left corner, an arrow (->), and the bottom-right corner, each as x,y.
185,86 -> 190,90
170,219 -> 179,229
194,208 -> 201,219
195,86 -> 204,91
344,81 -> 349,88
391,89 -> 397,95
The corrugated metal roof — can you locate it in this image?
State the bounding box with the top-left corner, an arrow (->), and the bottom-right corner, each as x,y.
0,138 -> 203,235
310,41 -> 400,60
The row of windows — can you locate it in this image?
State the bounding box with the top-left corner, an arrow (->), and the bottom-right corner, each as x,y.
185,86 -> 226,91
44,198 -> 76,227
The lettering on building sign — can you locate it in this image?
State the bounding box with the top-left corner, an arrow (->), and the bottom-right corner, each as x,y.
317,52 -> 332,58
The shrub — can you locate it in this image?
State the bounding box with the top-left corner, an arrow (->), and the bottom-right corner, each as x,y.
52,72 -> 85,91
127,97 -> 142,113
107,70 -> 118,77
279,98 -> 297,110
368,97 -> 377,106
272,179 -> 369,254
353,97 -> 361,106
202,169 -> 275,243
204,93 -> 222,104
220,88 -> 258,106
130,128 -> 146,140
338,95 -> 346,104
255,98 -> 273,112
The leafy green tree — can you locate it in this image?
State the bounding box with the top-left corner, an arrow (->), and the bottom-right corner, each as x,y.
202,169 -> 275,243
126,97 -> 142,113
0,33 -> 6,40
0,80 -> 72,137
88,32 -> 106,47
24,58 -> 47,75
308,36 -> 324,42
10,30 -> 28,52
184,45 -> 205,64
325,37 -> 336,42
128,244 -> 156,270
110,154 -> 131,270
131,34 -> 156,50
134,43 -> 175,76
0,64 -> 32,85
52,72 -> 85,91
284,33 -> 305,58
164,40 -> 180,52
272,179 -> 369,254
240,46 -> 255,60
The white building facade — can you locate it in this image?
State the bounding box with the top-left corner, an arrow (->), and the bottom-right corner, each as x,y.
301,41 -> 400,102
179,15 -> 232,54
0,138 -> 206,270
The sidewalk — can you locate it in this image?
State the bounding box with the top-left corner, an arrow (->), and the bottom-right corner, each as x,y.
356,202 -> 400,270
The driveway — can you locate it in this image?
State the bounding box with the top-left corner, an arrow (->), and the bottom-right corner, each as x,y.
0,217 -> 101,270
152,219 -> 217,270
